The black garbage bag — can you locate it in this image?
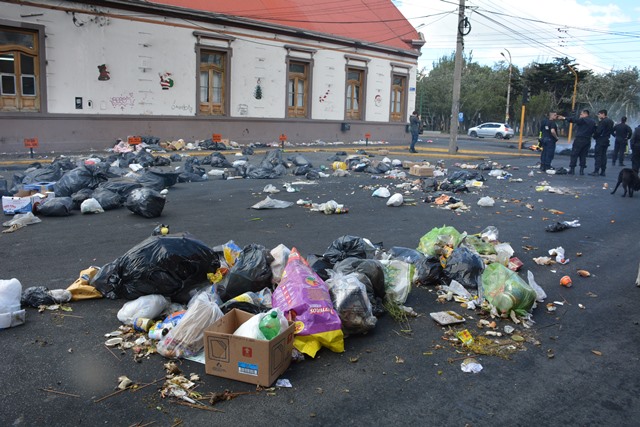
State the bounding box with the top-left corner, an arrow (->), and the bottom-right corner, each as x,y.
36,197 -> 74,216
91,188 -> 124,210
322,235 -> 375,265
91,233 -> 220,303
134,150 -> 156,168
245,165 -> 286,179
169,154 -> 182,162
421,178 -> 439,192
328,272 -> 377,334
447,170 -> 484,183
178,172 -> 207,183
413,255 -> 443,286
21,286 -> 56,307
184,158 -> 206,176
290,154 -> 312,167
389,246 -> 425,264
333,257 -> 386,317
326,154 -> 342,162
98,178 -> 142,197
311,257 -> 334,281
125,187 -> 165,218
242,147 -> 254,155
0,179 -> 9,197
442,247 -> 485,289
54,165 -> 110,197
136,169 -> 180,190
118,152 -> 138,168
209,152 -> 233,168
51,157 -> 76,172
71,188 -> 94,209
293,165 -> 311,176
153,156 -> 171,167
305,170 -> 321,180
375,162 -> 392,173
260,149 -> 285,169
217,244 -> 273,302
22,163 -> 64,184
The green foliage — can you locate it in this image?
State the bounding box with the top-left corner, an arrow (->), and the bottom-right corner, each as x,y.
415,54 -> 640,136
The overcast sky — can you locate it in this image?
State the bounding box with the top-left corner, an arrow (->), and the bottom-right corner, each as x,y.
393,0 -> 640,74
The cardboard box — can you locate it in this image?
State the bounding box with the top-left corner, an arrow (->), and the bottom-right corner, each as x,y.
204,309 -> 295,386
2,191 -> 46,215
23,182 -> 55,193
409,165 -> 435,177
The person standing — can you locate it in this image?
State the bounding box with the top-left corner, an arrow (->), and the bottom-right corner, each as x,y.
611,116 -> 632,166
589,109 -> 614,176
409,110 -> 420,153
539,111 -> 559,171
557,109 -> 596,175
630,123 -> 640,173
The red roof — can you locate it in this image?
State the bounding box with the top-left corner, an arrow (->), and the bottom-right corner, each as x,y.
148,0 -> 420,52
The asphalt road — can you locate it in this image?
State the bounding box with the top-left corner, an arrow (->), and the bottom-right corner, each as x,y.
1,137 -> 639,426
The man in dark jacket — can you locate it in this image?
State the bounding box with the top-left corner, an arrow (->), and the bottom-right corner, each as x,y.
589,109 -> 614,176
631,124 -> 640,173
558,109 -> 596,175
539,111 -> 559,171
612,116 -> 632,166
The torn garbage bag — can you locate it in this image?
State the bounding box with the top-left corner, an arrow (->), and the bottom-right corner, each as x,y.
217,244 -> 273,302
482,263 -> 537,317
91,233 -> 220,304
326,271 -> 377,335
442,247 -> 485,289
413,255 -> 443,286
332,258 -> 386,317
157,291 -> 223,358
272,248 -> 344,357
417,225 -> 463,257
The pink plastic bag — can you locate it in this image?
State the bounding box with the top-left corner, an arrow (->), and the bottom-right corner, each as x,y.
272,248 -> 344,357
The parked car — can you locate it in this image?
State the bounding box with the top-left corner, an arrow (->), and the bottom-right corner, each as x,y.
467,122 -> 514,139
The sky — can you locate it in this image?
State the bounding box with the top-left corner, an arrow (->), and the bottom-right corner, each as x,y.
393,0 -> 640,75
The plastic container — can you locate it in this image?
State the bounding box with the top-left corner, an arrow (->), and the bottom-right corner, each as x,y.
133,317 -> 154,332
258,311 -> 281,340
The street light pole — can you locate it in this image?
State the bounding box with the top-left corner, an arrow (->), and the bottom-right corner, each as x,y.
501,49 -> 512,124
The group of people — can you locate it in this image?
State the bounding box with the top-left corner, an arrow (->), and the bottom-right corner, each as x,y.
539,109 -> 640,176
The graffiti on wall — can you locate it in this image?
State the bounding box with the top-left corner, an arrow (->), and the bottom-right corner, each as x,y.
97,64 -> 110,81
171,102 -> 193,114
374,94 -> 382,107
109,92 -> 135,110
237,104 -> 248,115
159,72 -> 174,90
319,87 -> 331,102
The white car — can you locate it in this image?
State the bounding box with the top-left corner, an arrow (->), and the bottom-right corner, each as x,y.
468,123 -> 514,139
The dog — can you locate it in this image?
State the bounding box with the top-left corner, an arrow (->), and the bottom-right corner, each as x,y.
610,168 -> 640,197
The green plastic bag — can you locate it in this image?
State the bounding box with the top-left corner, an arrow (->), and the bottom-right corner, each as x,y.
463,235 -> 496,255
481,263 -> 536,317
417,226 -> 463,257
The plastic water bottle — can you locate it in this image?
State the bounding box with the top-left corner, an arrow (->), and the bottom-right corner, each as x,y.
259,311 -> 281,340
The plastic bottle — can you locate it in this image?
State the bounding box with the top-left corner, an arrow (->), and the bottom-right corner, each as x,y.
259,311 -> 281,340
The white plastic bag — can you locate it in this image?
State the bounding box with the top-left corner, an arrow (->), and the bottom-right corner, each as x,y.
2,212 -> 41,227
270,244 -> 291,284
81,198 -> 104,214
157,292 -> 223,358
477,196 -> 495,207
117,294 -> 170,325
379,259 -> 412,304
386,193 -> 404,207
233,308 -> 287,340
527,270 -> 547,302
0,278 -> 25,329
372,187 -> 391,198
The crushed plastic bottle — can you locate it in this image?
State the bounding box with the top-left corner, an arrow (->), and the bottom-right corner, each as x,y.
259,311 -> 281,340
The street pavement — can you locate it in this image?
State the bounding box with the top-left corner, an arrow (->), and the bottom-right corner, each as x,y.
1,136 -> 639,426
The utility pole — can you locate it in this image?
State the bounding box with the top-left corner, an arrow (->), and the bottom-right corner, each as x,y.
501,48 -> 512,124
567,64 -> 578,143
448,0 -> 466,155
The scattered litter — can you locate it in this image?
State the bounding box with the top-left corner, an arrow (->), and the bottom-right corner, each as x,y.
460,358 -> 483,373
275,379 -> 292,388
251,197 -> 294,209
430,310 -> 466,326
477,196 -> 495,207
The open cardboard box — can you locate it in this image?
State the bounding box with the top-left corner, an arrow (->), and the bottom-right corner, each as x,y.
204,309 -> 295,387
2,190 -> 46,215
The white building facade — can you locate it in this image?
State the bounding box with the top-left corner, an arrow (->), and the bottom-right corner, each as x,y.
0,0 -> 423,152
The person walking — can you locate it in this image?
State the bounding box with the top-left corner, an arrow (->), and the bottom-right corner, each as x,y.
611,116 -> 632,166
589,109 -> 614,176
409,110 -> 420,153
557,109 -> 596,175
539,111 -> 559,171
630,123 -> 640,173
